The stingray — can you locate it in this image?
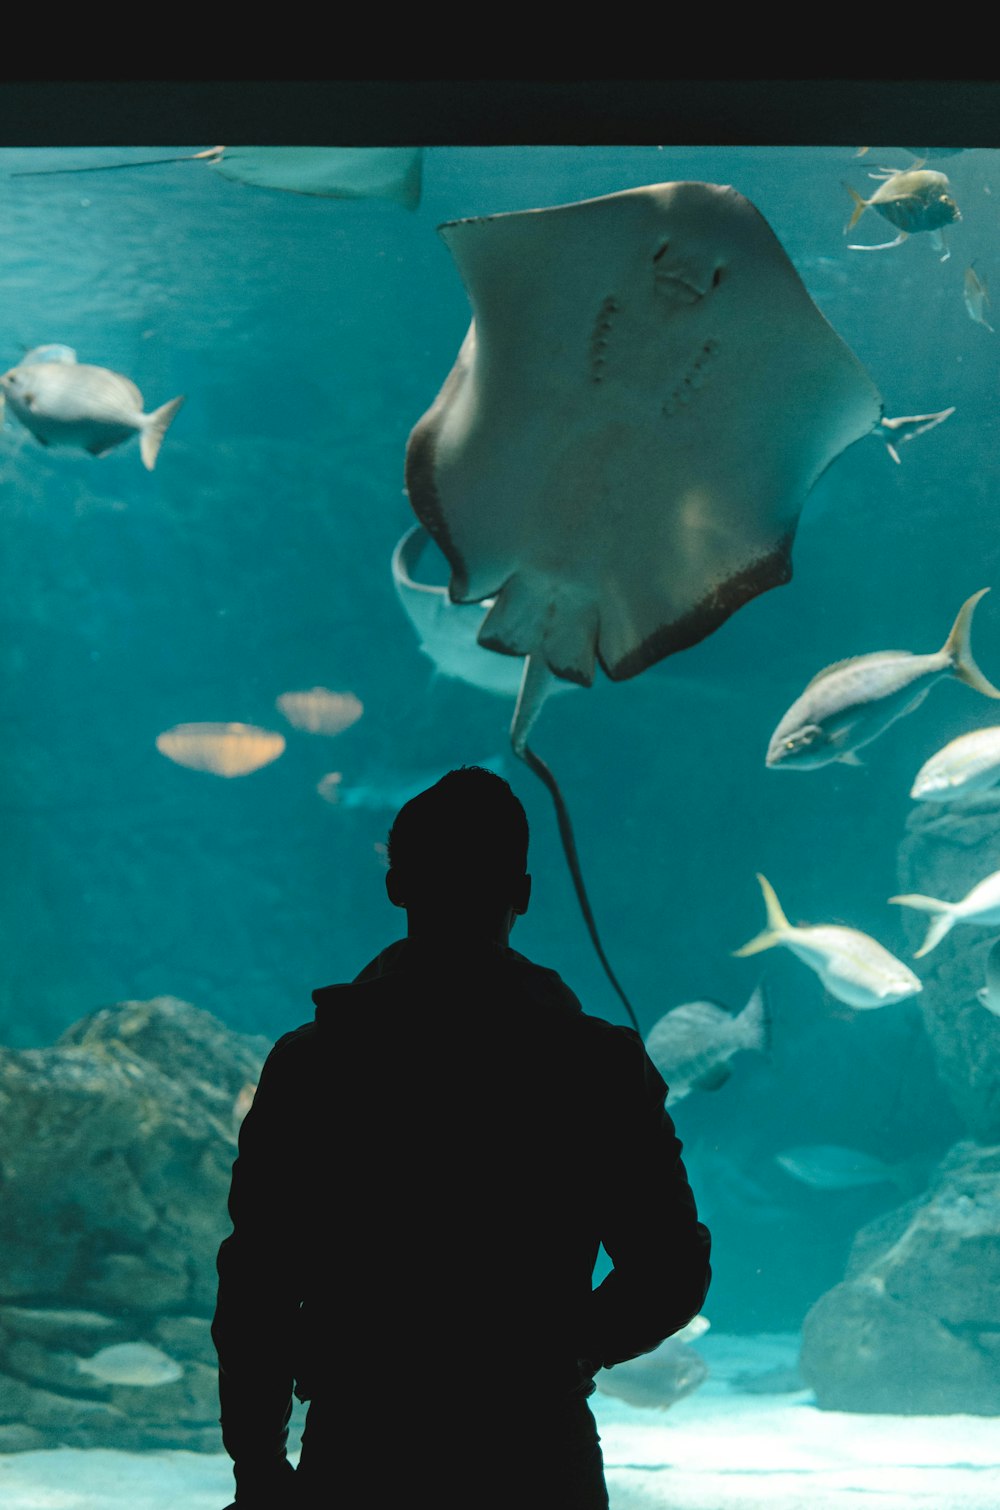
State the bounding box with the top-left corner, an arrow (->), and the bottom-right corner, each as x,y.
404,180 -> 891,1031
11,146 -> 424,210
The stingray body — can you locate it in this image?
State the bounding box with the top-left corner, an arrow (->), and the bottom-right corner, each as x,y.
404,181 -> 883,1025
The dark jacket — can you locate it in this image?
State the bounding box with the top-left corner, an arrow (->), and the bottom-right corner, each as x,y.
212,938 -> 711,1488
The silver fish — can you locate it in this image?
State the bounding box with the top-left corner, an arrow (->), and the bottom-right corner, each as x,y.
735,874 -> 922,1010
766,589 -> 1000,770
774,1143 -> 904,1190
844,168 -> 960,254
964,265 -> 994,333
977,938 -> 1000,1016
644,984 -> 769,1101
890,866 -> 1000,957
910,725 -> 1000,802
0,359 -> 184,470
76,1341 -> 182,1387
596,1335 -> 708,1411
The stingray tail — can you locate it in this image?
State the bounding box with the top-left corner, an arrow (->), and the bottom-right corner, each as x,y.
942,588 -> 1000,698
10,148 -> 223,179
887,894 -> 956,957
140,395 -> 185,471
517,741 -> 640,1034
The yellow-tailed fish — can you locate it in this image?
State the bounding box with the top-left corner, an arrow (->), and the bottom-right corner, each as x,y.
735,875 -> 922,1009
890,867 -> 1000,958
766,590 -> 1000,771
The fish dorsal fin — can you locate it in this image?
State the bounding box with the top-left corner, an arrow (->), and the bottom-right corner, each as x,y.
804,651 -> 909,690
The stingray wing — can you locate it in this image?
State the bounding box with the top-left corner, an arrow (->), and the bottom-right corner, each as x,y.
211,147 -> 423,209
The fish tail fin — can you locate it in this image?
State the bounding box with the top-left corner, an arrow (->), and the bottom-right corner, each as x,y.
738,979 -> 772,1057
942,588 -> 1000,698
842,183 -> 868,231
140,395 -> 185,471
734,874 -> 789,957
757,873 -> 790,933
887,893 -> 956,957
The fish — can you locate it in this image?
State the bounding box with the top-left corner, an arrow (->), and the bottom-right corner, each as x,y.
735,874 -> 922,1010
644,984 -> 770,1101
977,938 -> 1000,1016
156,722 -> 286,778
76,1342 -> 183,1387
405,179 -> 884,1033
774,1143 -> 909,1190
595,1333 -> 709,1411
276,688 -> 363,736
910,725 -> 1000,802
765,589 -> 1000,771
12,146 -> 424,211
878,406 -> 955,466
0,358 -> 184,470
890,866 -> 1000,957
843,168 -> 960,254
674,1315 -> 711,1343
963,265 -> 994,332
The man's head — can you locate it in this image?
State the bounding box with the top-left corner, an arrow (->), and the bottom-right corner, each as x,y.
385,766 -> 531,937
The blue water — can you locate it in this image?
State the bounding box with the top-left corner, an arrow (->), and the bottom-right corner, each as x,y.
1,143 -> 997,1480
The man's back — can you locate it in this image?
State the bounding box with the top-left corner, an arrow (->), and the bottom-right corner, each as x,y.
214,936 -> 710,1502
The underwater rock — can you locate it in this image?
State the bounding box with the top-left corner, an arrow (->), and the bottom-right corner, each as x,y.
0,996 -> 270,1450
896,796 -> 1000,1141
800,1141 -> 1000,1414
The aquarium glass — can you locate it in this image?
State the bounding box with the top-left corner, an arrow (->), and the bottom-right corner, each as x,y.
1,141 -> 998,1509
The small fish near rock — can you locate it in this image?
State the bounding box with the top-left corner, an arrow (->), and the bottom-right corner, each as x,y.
76,1341 -> 183,1387
774,1143 -> 916,1192
891,864 -> 1000,958
977,938 -> 1000,1017
0,353 -> 184,470
910,725 -> 1000,803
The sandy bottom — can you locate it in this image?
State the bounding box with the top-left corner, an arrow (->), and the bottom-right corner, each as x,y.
0,1334 -> 997,1509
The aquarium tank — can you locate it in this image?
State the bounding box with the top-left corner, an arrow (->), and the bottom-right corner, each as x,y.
0,81 -> 998,1509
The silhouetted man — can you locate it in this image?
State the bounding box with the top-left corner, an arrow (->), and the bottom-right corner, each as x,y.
213,765 -> 710,1508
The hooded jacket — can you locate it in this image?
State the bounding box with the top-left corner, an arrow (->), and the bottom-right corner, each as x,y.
212,938 -> 710,1488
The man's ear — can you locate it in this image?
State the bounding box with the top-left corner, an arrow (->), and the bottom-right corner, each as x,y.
511,873 -> 531,916
386,869 -> 406,908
